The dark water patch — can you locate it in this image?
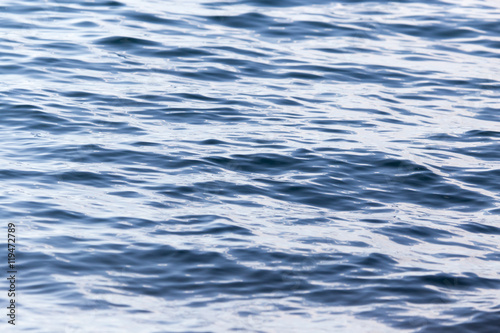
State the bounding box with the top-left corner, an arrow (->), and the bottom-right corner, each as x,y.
421,310 -> 500,333
94,36 -> 161,49
460,222 -> 500,235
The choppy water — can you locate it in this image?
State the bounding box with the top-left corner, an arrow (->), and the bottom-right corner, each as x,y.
1,0 -> 500,332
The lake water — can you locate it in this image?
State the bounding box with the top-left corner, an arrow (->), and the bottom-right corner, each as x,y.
1,0 -> 499,332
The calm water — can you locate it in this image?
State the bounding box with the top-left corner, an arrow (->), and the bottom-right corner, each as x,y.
1,0 -> 500,332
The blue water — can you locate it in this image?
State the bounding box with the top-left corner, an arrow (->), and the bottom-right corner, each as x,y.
1,0 -> 500,332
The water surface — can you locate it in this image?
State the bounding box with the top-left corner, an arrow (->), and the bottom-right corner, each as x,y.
1,0 -> 499,332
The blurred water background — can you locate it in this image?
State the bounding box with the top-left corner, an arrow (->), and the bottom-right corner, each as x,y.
1,0 -> 499,332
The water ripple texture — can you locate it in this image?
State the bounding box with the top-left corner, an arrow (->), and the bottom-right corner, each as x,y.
1,0 -> 499,332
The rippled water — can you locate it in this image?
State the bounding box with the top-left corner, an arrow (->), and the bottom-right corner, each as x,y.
2,0 -> 500,332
